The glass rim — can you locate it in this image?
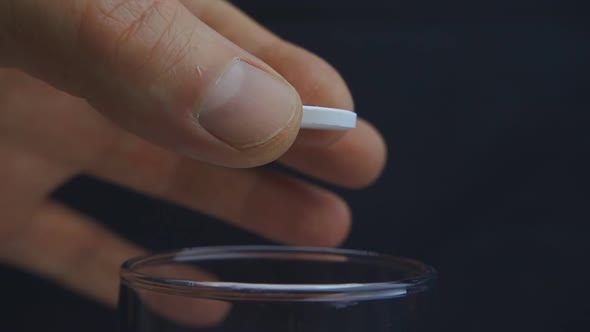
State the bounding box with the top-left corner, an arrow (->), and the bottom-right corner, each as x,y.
120,245 -> 436,302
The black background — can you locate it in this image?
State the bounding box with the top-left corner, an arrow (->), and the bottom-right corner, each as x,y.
2,0 -> 590,331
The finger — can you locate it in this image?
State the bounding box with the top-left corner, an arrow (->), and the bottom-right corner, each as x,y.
0,70 -> 351,246
181,0 -> 388,185
0,201 -> 144,305
124,257 -> 231,328
0,0 -> 302,167
86,135 -> 351,247
0,202 -> 230,327
181,0 -> 355,147
281,119 -> 388,188
135,285 -> 230,328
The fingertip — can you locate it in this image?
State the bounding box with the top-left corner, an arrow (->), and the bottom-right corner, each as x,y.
195,59 -> 302,154
258,41 -> 356,149
139,289 -> 231,328
277,42 -> 354,109
280,118 -> 388,189
286,187 -> 352,248
342,119 -> 388,189
133,262 -> 232,328
294,128 -> 347,148
318,194 -> 353,247
241,172 -> 351,247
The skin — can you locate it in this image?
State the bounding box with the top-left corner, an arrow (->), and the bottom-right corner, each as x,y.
0,0 -> 387,309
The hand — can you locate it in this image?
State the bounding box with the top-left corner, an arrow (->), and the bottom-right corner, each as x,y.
0,0 -> 386,308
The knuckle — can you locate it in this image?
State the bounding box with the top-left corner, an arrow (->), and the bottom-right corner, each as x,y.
79,0 -> 186,74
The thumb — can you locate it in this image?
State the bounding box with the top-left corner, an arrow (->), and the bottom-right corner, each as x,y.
0,0 -> 301,167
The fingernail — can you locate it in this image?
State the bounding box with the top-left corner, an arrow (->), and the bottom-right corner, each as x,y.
197,59 -> 299,149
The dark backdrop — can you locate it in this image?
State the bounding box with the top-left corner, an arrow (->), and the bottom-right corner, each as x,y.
2,0 -> 589,331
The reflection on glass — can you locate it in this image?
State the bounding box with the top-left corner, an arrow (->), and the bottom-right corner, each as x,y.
118,246 -> 437,332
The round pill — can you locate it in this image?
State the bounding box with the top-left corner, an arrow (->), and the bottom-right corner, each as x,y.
301,106 -> 357,130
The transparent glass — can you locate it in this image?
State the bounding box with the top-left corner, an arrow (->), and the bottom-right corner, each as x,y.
118,246 -> 437,332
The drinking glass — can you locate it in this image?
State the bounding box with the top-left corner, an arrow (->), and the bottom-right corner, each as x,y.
118,245 -> 437,332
